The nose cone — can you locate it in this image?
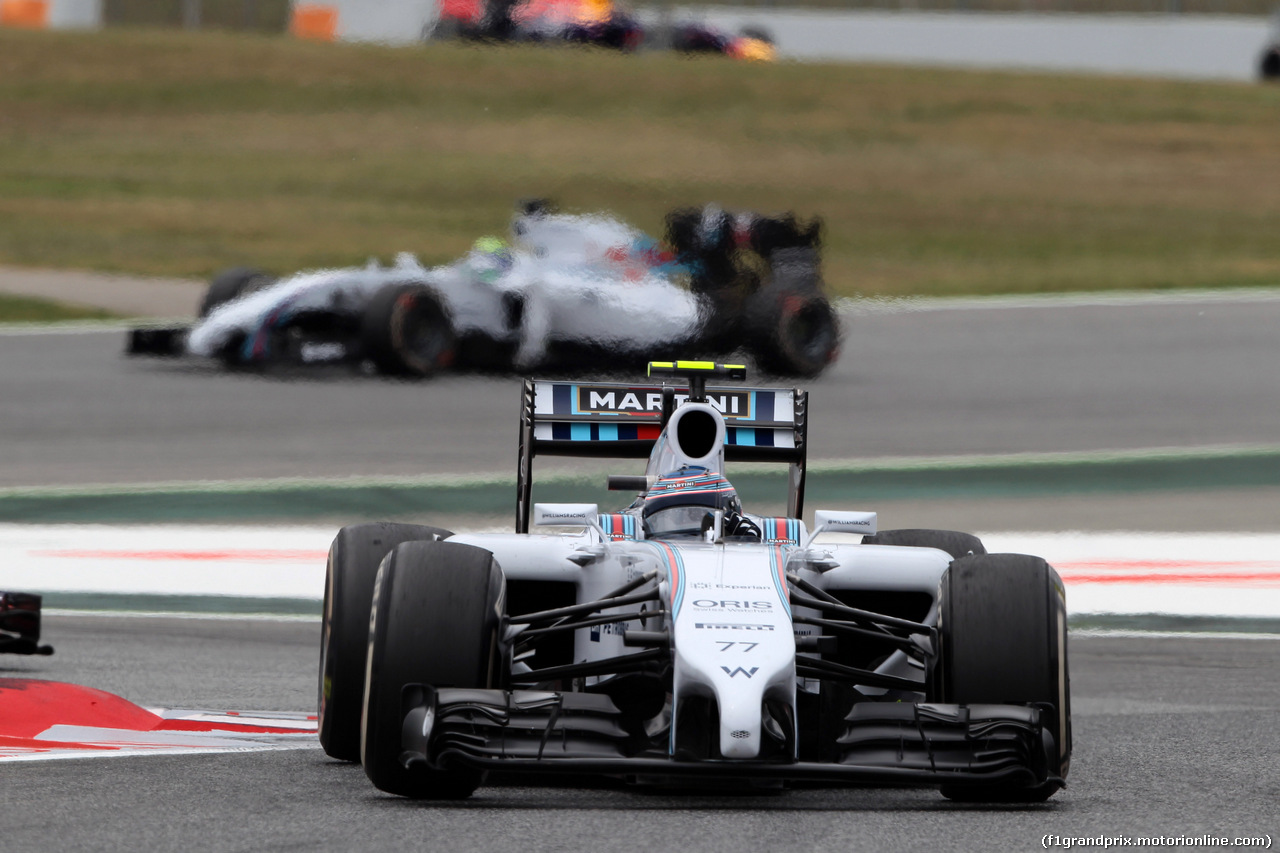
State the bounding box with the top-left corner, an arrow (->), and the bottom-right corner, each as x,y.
716,673 -> 766,759
668,544 -> 797,760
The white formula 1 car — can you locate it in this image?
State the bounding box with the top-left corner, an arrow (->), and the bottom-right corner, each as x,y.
128,203 -> 840,378
317,361 -> 1071,801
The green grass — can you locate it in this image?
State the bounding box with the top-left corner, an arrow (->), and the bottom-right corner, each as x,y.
0,294 -> 119,322
3,27 -> 1280,297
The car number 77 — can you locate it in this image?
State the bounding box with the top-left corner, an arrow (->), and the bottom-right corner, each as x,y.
716,642 -> 758,652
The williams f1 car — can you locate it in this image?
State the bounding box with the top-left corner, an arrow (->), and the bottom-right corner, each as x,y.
126,203 -> 839,378
317,361 -> 1071,801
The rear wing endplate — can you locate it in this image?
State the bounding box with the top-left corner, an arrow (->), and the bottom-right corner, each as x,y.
516,378 -> 808,532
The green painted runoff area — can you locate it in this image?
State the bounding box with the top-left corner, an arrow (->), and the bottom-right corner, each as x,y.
5,447 -> 1279,524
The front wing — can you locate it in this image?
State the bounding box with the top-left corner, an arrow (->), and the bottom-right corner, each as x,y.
399,687 -> 1058,790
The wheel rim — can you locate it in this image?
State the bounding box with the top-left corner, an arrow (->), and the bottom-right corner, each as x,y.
392,291 -> 455,374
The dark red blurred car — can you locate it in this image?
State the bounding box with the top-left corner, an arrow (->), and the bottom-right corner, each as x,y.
431,0 -> 643,51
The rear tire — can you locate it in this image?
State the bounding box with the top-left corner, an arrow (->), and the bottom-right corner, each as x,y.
750,292 -> 839,377
361,540 -> 506,799
930,553 -> 1071,802
360,283 -> 457,377
317,522 -> 452,762
861,529 -> 986,560
200,267 -> 274,317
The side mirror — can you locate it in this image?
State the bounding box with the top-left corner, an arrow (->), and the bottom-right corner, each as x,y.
532,503 -> 600,529
804,510 -> 877,548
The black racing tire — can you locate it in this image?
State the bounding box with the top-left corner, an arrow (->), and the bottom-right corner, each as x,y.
861,529 -> 986,560
750,292 -> 840,377
361,540 -> 506,799
930,553 -> 1071,803
317,522 -> 452,762
360,283 -> 458,377
199,267 -> 274,318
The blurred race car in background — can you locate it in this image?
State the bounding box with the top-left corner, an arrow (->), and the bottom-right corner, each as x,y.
127,202 -> 840,378
428,0 -> 775,60
430,0 -> 644,50
668,21 -> 776,62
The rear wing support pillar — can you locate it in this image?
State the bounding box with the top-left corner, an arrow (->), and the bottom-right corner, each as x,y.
517,379 -> 535,534
789,390 -> 808,521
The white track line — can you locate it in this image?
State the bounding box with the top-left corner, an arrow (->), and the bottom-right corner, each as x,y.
5,524 -> 1280,619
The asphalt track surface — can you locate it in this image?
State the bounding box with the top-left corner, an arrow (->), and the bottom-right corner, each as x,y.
1,615 -> 1276,852
4,291 -> 1280,490
2,291 -> 1279,849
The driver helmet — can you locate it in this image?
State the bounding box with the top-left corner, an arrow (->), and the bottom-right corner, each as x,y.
642,466 -> 741,539
468,235 -> 514,282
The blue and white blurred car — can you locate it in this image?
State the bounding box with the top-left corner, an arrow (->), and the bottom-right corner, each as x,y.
127,202 -> 840,378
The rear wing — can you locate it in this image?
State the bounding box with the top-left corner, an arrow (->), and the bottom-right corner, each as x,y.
516,378 -> 809,532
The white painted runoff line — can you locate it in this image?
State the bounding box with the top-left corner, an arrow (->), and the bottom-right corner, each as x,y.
985,531 -> 1280,620
0,524 -> 339,600
3,524 -> 1279,619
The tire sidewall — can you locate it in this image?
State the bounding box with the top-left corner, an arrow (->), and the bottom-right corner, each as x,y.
360,540 -> 505,798
932,553 -> 1071,800
317,523 -> 451,762
749,289 -> 839,377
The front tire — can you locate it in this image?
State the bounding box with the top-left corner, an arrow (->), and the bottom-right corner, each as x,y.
360,283 -> 457,377
930,553 -> 1071,802
318,522 -> 452,762
361,540 -> 506,799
